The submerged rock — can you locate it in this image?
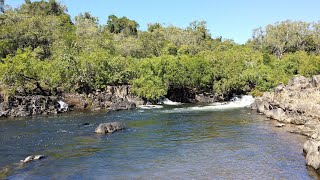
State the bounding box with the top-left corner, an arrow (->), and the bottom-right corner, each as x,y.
95,122 -> 126,134
81,122 -> 90,126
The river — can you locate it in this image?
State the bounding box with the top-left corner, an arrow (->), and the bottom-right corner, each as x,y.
0,96 -> 319,179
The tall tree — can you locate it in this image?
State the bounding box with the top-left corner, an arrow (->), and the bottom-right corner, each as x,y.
74,12 -> 99,52
187,21 -> 210,39
147,23 -> 162,32
106,15 -> 139,36
250,20 -> 311,58
251,27 -> 265,50
20,0 -> 66,16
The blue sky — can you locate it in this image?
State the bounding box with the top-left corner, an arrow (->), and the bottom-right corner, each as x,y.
7,0 -> 320,44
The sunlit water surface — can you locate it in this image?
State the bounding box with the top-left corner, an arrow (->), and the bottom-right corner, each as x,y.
0,98 -> 318,179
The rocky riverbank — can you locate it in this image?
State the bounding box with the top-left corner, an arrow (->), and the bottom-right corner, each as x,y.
63,85 -> 144,111
0,85 -> 145,118
0,95 -> 66,117
251,75 -> 320,171
0,84 -> 227,118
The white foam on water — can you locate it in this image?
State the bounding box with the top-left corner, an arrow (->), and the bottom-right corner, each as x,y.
58,100 -> 69,112
57,129 -> 68,133
209,95 -> 254,108
138,105 -> 164,109
163,95 -> 255,113
161,98 -> 183,105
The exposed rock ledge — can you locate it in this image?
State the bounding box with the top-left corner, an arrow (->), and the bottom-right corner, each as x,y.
63,85 -> 144,111
251,75 -> 320,171
0,95 -> 65,117
0,85 -> 144,118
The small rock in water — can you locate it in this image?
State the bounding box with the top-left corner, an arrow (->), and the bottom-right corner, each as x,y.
34,155 -> 45,160
21,156 -> 34,164
275,123 -> 285,127
95,122 -> 126,134
20,155 -> 45,164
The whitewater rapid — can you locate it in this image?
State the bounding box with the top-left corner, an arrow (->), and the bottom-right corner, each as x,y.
58,100 -> 69,112
160,98 -> 184,105
138,98 -> 184,109
138,105 -> 164,109
162,95 -> 255,113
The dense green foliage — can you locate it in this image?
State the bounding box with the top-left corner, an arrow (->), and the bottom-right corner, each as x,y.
249,20 -> 320,58
0,1 -> 320,100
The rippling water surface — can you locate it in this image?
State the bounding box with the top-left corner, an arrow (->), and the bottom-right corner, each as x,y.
0,100 -> 319,179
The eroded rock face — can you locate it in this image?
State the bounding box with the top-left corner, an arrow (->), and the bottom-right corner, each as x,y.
252,75 -> 320,127
63,85 -> 144,112
311,75 -> 320,87
95,122 -> 126,134
0,85 -> 144,118
252,75 -> 320,171
0,96 -> 66,118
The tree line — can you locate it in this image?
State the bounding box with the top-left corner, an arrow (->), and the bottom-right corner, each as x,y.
249,20 -> 320,58
0,0 -> 319,100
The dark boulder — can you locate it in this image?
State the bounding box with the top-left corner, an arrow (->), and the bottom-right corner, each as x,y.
110,102 -> 136,111
95,122 -> 126,134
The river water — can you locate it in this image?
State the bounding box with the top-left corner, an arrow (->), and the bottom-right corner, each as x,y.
0,97 -> 319,179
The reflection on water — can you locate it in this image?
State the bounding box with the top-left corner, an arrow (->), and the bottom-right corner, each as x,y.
0,104 -> 319,179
